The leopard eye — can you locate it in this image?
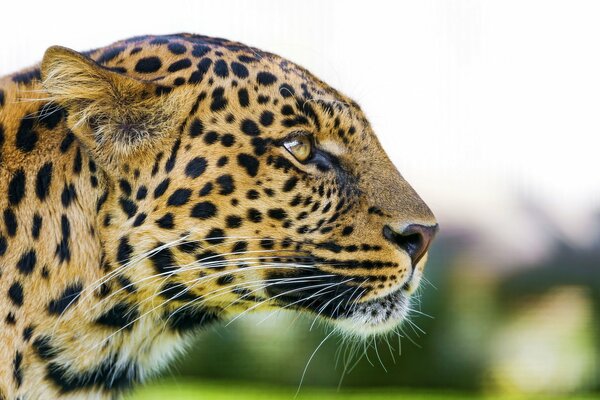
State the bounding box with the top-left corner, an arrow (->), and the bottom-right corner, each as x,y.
283,134 -> 312,163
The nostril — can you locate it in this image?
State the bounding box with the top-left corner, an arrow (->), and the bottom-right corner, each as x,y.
383,223 -> 438,266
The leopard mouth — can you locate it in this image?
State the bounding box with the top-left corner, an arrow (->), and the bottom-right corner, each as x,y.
264,268 -> 416,337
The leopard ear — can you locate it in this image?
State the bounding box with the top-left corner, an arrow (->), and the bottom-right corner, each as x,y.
41,46 -> 195,165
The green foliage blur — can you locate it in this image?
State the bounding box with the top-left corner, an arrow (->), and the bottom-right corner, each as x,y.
129,212 -> 600,399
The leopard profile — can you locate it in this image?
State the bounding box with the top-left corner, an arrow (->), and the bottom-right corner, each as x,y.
0,34 -> 437,399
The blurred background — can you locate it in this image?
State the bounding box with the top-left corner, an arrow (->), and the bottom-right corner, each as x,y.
2,1 -> 599,398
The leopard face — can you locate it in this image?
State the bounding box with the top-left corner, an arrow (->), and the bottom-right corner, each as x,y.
39,34 -> 437,339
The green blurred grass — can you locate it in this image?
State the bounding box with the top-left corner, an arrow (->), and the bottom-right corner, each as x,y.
127,380 -> 597,400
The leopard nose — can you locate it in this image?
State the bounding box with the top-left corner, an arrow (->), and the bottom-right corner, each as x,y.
383,223 -> 439,266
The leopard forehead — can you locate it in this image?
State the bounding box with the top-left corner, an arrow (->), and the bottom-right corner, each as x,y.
89,33 -> 368,143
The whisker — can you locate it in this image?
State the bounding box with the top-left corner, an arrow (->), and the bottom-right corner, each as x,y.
295,328 -> 335,397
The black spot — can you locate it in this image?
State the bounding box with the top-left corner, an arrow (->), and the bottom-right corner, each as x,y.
247,208 -> 263,223
31,214 -> 42,239
160,282 -> 197,302
117,237 -> 133,265
33,336 -> 56,360
279,83 -> 295,98
96,191 -> 108,212
167,305 -> 219,332
238,55 -> 258,63
156,213 -> 174,229
246,189 -> 260,200
260,238 -> 275,249
210,87 -> 228,111
179,241 -> 201,254
150,37 -> 169,44
0,89 -> 4,107
217,274 -> 234,285
281,105 -> 294,115
197,57 -> 213,74
14,351 -> 23,387
232,241 -> 248,254
6,312 -> 16,325
251,137 -> 269,156
119,179 -> 132,196
12,69 -> 41,84
96,303 -> 139,331
97,46 -> 125,64
216,174 -> 235,195
257,71 -> 277,86
214,59 -> 229,77
168,58 -> 192,72
38,105 -> 66,130
47,283 -> 83,315
46,354 -> 139,393
283,176 -> 298,192
268,208 -> 288,220
17,250 -> 36,275
167,188 -> 192,206
231,62 -> 249,78
60,184 -> 77,207
199,182 -> 213,197
165,138 -> 181,173
22,325 -> 34,342
153,178 -> 171,198
168,42 -> 187,55
35,162 -> 53,200
8,169 -> 26,206
135,57 -> 162,73
238,88 -> 250,107
8,282 -> 24,306
15,117 -> 38,152
132,213 -> 146,227
220,133 -> 235,147
259,111 -> 274,127
205,228 -> 225,244
0,235 -> 7,256
116,275 -> 137,294
203,131 -> 219,145
119,197 -> 138,219
156,85 -> 172,95
136,186 -> 148,200
191,202 -> 217,220
72,148 -> 82,174
55,215 -> 71,262
342,226 -> 354,236
149,245 -> 177,274
217,156 -> 228,167
226,215 -> 242,229
60,131 -> 75,153
189,118 -> 204,137
192,44 -> 211,57
4,208 -> 18,236
237,153 -> 260,177
240,119 -> 261,136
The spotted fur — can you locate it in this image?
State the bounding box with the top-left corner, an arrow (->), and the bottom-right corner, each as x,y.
0,33 -> 437,399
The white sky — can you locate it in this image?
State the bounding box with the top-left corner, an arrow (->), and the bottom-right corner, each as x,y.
1,0 -> 598,255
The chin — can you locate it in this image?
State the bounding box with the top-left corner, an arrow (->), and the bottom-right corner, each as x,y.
331,287 -> 412,338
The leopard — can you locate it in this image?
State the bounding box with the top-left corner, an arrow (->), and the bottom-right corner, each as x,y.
0,33 -> 438,399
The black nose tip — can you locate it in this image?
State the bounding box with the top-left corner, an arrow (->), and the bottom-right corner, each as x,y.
383,223 -> 438,266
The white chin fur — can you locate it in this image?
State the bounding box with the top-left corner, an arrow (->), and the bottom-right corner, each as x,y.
332,289 -> 411,338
